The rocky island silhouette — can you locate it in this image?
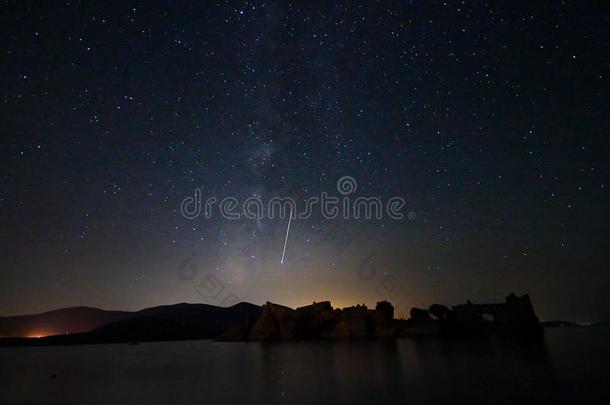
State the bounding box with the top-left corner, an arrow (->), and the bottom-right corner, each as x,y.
220,293 -> 544,341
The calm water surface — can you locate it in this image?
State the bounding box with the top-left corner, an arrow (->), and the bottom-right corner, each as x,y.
0,327 -> 608,404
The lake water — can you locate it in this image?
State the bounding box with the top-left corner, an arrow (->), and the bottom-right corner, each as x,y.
1,327 -> 608,404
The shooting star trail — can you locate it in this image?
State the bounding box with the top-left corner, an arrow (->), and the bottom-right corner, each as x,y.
280,206 -> 293,264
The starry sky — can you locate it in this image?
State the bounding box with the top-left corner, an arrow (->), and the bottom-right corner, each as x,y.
1,1 -> 609,321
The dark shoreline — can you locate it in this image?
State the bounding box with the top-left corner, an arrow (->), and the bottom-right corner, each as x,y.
0,293 -> 553,347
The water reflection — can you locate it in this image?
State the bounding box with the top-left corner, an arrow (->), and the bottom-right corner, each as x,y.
1,328 -> 608,403
251,336 -> 557,403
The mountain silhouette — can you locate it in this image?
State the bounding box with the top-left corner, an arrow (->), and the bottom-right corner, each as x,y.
0,306 -> 132,337
0,302 -> 261,346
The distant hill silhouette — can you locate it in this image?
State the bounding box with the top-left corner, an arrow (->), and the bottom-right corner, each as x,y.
540,321 -> 582,328
0,306 -> 132,337
88,302 -> 261,343
0,302 -> 261,346
541,320 -> 608,328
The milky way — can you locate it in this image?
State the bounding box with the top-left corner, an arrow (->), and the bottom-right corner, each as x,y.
1,1 -> 609,320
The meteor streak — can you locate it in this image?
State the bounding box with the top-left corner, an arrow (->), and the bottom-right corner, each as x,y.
280,207 -> 293,264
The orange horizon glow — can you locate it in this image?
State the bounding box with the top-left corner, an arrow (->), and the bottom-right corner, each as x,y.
25,332 -> 50,338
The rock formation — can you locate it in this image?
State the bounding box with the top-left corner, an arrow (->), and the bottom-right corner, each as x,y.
248,302 -> 299,341
219,293 -> 544,341
449,293 -> 543,336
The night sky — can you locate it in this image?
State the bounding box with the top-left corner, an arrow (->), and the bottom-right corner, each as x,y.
1,1 -> 608,321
